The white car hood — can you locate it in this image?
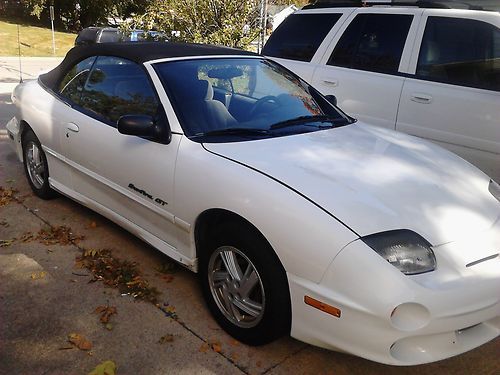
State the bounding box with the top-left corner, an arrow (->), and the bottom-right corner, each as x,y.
204,123 -> 500,246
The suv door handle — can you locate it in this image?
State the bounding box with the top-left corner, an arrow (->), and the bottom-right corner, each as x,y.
66,123 -> 79,133
321,77 -> 339,87
410,93 -> 433,104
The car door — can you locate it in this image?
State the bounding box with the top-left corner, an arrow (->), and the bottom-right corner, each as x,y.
397,11 -> 500,180
311,8 -> 422,130
58,56 -> 186,258
49,56 -> 97,187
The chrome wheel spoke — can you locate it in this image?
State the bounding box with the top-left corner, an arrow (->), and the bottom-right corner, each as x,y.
239,264 -> 259,298
212,270 -> 228,288
220,285 -> 241,321
25,141 -> 45,189
32,144 -> 40,164
34,162 -> 44,174
232,297 -> 262,317
220,250 -> 243,281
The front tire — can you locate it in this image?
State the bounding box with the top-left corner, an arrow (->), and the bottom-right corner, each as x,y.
199,221 -> 291,345
22,130 -> 56,199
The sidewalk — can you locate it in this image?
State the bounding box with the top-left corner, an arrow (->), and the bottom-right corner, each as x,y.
0,56 -> 62,83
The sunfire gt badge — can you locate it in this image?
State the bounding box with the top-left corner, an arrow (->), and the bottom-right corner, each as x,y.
128,183 -> 168,206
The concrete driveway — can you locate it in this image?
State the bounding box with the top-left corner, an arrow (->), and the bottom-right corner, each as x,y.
0,58 -> 499,375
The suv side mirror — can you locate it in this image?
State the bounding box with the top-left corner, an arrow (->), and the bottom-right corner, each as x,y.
325,94 -> 337,107
118,115 -> 171,144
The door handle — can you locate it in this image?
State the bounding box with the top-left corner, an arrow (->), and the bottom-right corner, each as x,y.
66,123 -> 79,133
321,77 -> 339,87
410,93 -> 433,104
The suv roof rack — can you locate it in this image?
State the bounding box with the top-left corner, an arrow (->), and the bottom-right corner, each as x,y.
303,0 -> 500,11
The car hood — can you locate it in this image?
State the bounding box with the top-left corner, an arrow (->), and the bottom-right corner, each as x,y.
204,123 -> 500,246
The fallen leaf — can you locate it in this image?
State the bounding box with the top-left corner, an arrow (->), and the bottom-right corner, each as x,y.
19,232 -> 34,242
156,262 -> 177,274
76,248 -> 161,304
160,274 -> 174,283
229,339 -> 240,346
84,248 -> 102,258
0,186 -> 19,206
5,179 -> 15,183
94,305 -> 117,324
158,334 -> 174,344
21,226 -> 85,246
0,239 -> 15,247
30,271 -> 47,280
88,221 -> 97,229
199,343 -> 210,353
88,360 -> 116,375
105,323 -> 113,331
212,343 -> 222,353
68,333 -> 92,351
230,352 -> 239,361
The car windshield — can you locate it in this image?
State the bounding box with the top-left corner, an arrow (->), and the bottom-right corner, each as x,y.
155,58 -> 352,141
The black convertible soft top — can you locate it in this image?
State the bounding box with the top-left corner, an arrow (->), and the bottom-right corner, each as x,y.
39,41 -> 257,91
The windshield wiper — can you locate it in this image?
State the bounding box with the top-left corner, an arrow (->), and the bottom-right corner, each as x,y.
269,115 -> 343,130
190,127 -> 271,138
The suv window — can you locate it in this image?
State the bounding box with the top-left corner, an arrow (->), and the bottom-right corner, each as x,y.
80,56 -> 158,125
417,17 -> 500,91
263,13 -> 342,62
328,14 -> 413,74
58,57 -> 96,104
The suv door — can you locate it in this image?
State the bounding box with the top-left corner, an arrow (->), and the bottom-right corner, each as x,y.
262,11 -> 349,82
57,56 -> 187,261
397,11 -> 500,180
311,8 -> 422,129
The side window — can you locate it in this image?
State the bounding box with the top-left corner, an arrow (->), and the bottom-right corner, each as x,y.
80,56 -> 159,125
58,56 -> 96,104
417,17 -> 500,91
262,13 -> 342,62
328,14 -> 413,74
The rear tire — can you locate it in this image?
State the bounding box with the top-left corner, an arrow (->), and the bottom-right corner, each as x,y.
199,221 -> 291,345
22,130 -> 56,199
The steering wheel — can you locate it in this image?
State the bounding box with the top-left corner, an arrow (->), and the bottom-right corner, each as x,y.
249,95 -> 280,118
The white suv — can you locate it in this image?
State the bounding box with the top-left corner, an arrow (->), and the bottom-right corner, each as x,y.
263,0 -> 500,180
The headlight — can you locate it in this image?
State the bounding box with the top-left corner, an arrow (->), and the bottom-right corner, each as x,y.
361,230 -> 436,275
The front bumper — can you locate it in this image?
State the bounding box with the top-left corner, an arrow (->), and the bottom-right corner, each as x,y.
5,116 -> 23,162
288,224 -> 500,365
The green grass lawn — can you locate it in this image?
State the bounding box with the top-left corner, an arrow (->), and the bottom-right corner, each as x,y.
0,20 -> 76,57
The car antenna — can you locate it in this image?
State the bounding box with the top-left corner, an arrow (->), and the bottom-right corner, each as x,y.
17,24 -> 23,83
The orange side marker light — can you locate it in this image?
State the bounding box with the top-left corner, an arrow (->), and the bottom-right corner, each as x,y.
304,295 -> 341,318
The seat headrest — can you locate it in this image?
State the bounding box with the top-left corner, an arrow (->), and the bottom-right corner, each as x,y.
192,79 -> 214,101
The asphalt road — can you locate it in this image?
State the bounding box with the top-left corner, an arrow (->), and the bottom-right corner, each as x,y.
0,58 -> 499,374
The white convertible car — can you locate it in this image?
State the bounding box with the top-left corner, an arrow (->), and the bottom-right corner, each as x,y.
6,42 -> 500,365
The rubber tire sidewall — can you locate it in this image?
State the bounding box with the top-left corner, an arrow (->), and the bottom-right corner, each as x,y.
199,221 -> 291,346
22,130 -> 55,199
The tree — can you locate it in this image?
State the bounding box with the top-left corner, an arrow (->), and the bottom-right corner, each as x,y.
129,0 -> 261,49
20,0 -> 151,31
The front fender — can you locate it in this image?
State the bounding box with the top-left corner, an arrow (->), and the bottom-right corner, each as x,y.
173,137 -> 358,282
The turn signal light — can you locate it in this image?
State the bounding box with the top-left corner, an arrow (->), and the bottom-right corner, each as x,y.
304,296 -> 341,318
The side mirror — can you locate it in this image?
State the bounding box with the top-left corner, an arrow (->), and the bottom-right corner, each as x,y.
118,114 -> 172,144
118,115 -> 155,136
325,94 -> 337,107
